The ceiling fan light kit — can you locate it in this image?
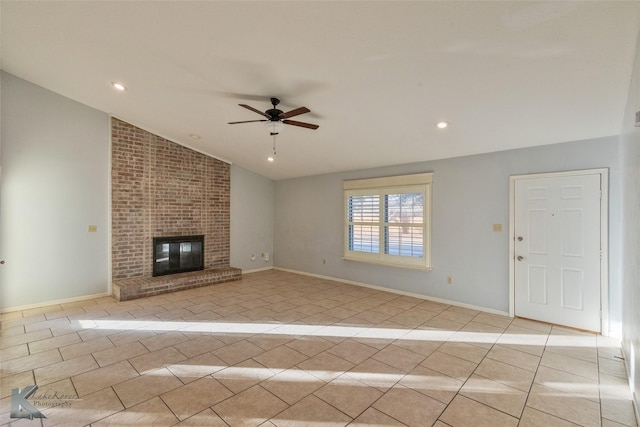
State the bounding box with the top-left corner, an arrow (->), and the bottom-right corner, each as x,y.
265,121 -> 284,135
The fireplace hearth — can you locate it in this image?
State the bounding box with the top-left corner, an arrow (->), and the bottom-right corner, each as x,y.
153,235 -> 204,277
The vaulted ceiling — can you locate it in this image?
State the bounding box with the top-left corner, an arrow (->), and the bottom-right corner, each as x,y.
2,1 -> 639,180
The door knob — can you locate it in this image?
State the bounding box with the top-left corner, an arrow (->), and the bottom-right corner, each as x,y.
0,260 -> 4,265
517,256 -> 524,261
517,236 -> 524,241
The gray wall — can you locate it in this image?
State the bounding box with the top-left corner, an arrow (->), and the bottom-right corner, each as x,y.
274,136 -> 621,324
621,28 -> 640,415
230,165 -> 275,271
0,72 -> 110,309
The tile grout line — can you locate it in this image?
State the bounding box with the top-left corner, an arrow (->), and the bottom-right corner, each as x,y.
436,315 -> 520,424
511,318 -> 547,422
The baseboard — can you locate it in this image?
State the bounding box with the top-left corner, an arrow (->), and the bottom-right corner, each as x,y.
242,266 -> 275,274
274,267 -> 510,317
634,391 -> 640,427
1,292 -> 112,314
621,344 -> 640,426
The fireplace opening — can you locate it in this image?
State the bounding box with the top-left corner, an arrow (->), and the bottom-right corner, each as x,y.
153,235 -> 204,277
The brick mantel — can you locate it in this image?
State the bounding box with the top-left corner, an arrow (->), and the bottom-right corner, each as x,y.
111,118 -> 231,282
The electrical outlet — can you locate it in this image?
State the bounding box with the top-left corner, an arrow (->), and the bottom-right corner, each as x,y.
447,276 -> 452,285
493,224 -> 502,232
250,254 -> 256,261
88,225 -> 97,232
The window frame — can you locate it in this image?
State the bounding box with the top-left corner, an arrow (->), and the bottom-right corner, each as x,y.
343,173 -> 432,270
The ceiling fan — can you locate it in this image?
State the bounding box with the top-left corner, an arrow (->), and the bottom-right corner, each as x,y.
228,97 -> 319,135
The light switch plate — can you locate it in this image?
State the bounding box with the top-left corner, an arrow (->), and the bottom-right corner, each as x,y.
493,224 -> 503,232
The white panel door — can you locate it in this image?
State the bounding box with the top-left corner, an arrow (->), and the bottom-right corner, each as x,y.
514,173 -> 602,332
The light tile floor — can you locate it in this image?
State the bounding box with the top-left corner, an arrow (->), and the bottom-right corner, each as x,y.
0,270 -> 636,426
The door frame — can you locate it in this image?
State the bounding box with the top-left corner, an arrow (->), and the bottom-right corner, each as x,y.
508,168 -> 609,335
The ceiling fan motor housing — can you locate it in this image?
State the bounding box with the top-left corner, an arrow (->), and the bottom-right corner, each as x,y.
266,109 -> 283,121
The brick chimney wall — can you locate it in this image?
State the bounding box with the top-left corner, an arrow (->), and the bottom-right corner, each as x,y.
111,118 -> 230,280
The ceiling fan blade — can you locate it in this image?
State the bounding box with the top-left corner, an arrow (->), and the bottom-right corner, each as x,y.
279,107 -> 311,119
283,119 -> 319,130
228,119 -> 268,124
239,104 -> 270,118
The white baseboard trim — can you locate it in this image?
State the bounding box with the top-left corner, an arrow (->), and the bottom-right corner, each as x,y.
274,267 -> 510,317
1,292 -> 112,314
621,344 -> 640,426
633,391 -> 640,427
242,266 -> 275,274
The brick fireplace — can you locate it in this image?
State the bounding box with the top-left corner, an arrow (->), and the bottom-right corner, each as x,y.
111,118 -> 240,300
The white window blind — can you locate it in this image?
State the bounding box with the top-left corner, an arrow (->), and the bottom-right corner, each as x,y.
344,173 -> 432,269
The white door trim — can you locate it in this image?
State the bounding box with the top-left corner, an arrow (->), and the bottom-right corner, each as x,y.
509,168 -> 609,335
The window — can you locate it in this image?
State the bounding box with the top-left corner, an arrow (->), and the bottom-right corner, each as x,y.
344,173 -> 432,269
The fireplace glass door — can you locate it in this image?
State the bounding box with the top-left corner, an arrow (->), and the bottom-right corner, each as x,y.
153,235 -> 204,276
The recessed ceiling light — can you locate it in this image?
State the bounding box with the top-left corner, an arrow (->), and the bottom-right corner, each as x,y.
267,156 -> 275,162
111,82 -> 127,92
189,133 -> 201,140
436,121 -> 449,129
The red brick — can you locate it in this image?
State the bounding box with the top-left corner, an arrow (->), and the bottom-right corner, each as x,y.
111,119 -> 233,288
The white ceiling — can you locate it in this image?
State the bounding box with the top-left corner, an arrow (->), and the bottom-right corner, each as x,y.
2,1 -> 639,180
